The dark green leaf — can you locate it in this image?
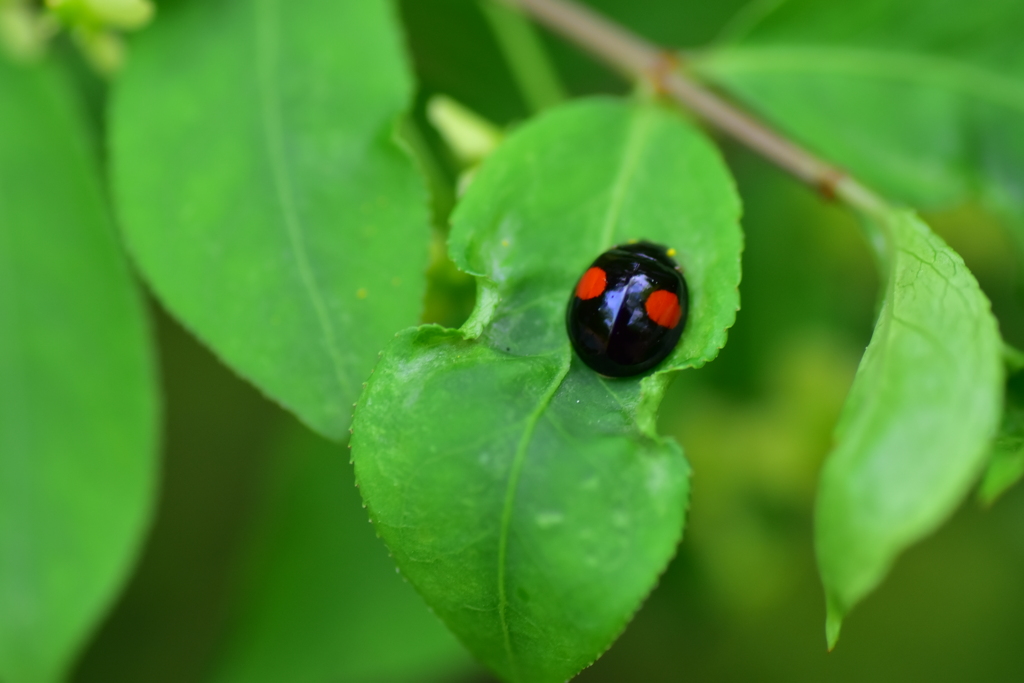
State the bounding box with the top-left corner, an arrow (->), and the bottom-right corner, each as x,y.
111,0 -> 428,439
352,98 -> 742,683
696,0 -> 1024,248
0,58 -> 158,682
816,210 -> 1003,648
211,421 -> 472,683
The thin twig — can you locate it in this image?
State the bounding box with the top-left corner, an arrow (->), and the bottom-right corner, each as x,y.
497,0 -> 887,216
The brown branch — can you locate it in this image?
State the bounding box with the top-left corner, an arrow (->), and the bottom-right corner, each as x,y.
497,0 -> 887,216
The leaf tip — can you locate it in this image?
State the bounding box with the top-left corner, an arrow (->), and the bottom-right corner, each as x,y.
825,596 -> 844,651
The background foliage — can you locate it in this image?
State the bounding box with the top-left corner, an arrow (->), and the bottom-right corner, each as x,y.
2,0 -> 1023,681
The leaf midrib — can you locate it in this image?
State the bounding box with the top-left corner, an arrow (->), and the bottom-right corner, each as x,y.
254,0 -> 351,402
697,45 -> 1024,113
495,354 -> 571,680
492,106 -> 656,679
598,106 -> 656,251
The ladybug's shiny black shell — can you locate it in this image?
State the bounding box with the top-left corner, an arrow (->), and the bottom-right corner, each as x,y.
566,241 -> 688,377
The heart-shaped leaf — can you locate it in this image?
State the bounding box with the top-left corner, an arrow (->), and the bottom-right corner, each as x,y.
351,98 -> 742,682
0,58 -> 158,683
816,209 -> 1003,647
696,0 -> 1024,248
111,0 -> 429,440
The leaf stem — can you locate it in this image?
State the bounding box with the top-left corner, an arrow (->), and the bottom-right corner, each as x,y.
480,0 -> 566,113
496,0 -> 888,215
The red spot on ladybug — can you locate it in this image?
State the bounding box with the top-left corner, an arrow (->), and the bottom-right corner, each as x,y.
645,289 -> 682,329
575,266 -> 607,300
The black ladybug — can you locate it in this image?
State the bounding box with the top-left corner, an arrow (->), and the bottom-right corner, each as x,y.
566,241 -> 689,377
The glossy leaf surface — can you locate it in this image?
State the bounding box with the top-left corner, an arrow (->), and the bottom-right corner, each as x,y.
352,98 -> 743,683
0,58 -> 158,683
211,422 -> 472,683
816,210 -> 1003,647
111,0 -> 428,439
697,0 -> 1024,247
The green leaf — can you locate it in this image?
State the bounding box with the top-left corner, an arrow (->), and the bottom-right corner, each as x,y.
815,210 -> 1003,648
351,98 -> 743,683
210,421 -> 473,683
0,58 -> 158,683
696,0 -> 1024,248
111,0 -> 428,440
978,377 -> 1024,505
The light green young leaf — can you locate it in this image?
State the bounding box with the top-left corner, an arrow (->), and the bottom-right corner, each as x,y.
978,379 -> 1024,506
111,0 -> 428,440
696,0 -> 1024,249
816,210 -> 1003,648
0,58 -> 158,683
210,421 -> 473,683
352,98 -> 743,683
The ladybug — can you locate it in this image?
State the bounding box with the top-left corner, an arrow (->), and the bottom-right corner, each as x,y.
566,241 -> 689,377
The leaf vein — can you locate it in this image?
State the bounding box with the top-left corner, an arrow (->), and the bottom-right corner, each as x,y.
254,0 -> 351,400
597,106 -> 656,251
496,354 -> 572,680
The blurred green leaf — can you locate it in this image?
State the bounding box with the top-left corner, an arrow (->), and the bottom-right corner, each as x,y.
351,98 -> 742,683
979,378 -> 1024,505
696,0 -> 1024,249
210,421 -> 472,683
0,57 -> 158,683
816,210 -> 1003,648
111,0 -> 428,440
